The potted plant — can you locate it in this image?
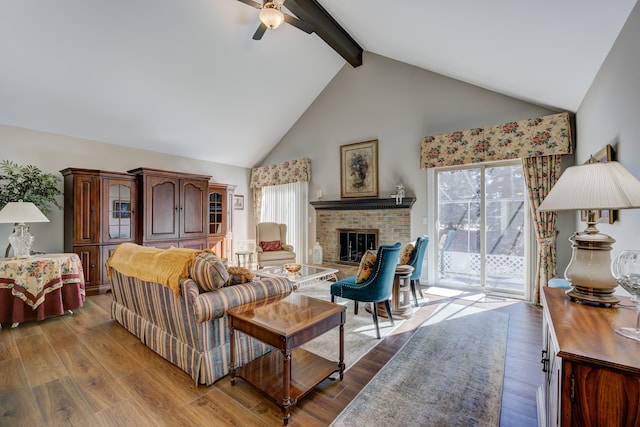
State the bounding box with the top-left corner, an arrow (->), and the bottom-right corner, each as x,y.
0,160 -> 63,257
0,160 -> 62,214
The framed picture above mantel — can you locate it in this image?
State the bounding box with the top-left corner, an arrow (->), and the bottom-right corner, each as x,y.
340,139 -> 378,199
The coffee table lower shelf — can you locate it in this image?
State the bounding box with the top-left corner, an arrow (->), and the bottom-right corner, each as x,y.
233,347 -> 341,408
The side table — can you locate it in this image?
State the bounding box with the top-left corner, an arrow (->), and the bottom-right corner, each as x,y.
369,264 -> 415,318
228,292 -> 346,425
0,253 -> 86,327
235,250 -> 254,267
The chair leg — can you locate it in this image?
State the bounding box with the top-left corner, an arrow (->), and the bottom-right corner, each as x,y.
371,303 -> 381,339
354,301 -> 359,315
417,279 -> 424,298
331,295 -> 335,303
384,300 -> 394,327
410,279 -> 419,307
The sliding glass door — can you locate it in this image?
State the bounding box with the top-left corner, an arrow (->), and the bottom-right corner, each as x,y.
435,161 -> 528,296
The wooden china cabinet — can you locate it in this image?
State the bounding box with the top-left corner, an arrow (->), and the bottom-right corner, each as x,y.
207,183 -> 235,259
128,168 -> 210,250
61,168 -> 137,295
62,167 -> 212,295
540,287 -> 640,426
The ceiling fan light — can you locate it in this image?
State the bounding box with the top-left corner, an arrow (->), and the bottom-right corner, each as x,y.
259,6 -> 284,29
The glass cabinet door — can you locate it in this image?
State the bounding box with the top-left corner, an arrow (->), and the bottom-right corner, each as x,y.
105,180 -> 136,241
209,191 -> 224,235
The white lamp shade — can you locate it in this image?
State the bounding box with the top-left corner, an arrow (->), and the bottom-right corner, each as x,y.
538,161 -> 640,212
0,201 -> 49,223
259,7 -> 284,29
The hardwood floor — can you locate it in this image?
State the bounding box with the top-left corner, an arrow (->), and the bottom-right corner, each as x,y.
0,288 -> 542,426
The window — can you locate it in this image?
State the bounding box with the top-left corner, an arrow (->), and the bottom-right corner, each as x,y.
260,181 -> 308,263
433,160 -> 529,297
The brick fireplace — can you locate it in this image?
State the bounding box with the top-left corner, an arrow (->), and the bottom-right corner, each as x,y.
311,197 -> 415,264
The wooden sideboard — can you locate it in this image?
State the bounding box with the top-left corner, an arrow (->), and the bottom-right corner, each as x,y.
540,287 -> 640,426
62,167 -> 234,295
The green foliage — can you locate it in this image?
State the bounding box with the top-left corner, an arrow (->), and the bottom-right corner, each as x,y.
0,160 -> 63,216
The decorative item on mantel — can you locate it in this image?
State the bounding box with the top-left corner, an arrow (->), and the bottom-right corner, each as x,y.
538,161 -> 640,306
391,183 -> 406,205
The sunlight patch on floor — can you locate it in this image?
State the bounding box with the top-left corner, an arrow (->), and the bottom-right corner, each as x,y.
426,287 -> 467,297
424,302 -> 487,325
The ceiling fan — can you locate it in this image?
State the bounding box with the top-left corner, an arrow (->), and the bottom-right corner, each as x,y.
237,0 -> 314,40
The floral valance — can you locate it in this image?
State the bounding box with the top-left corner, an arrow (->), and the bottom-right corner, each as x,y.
250,157 -> 311,188
420,112 -> 572,168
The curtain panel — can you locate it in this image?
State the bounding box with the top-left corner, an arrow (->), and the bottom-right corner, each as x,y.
420,112 -> 571,169
260,181 -> 309,264
250,157 -> 312,227
522,155 -> 563,304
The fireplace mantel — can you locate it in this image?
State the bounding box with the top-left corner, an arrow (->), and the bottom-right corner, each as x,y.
310,197 -> 415,211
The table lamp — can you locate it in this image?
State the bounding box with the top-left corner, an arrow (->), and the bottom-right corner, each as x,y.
0,200 -> 49,258
538,161 -> 640,305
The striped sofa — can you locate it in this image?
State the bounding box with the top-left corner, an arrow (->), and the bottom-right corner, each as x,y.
109,265 -> 292,386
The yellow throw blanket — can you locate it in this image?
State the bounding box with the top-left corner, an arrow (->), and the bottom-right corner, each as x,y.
106,243 -> 204,296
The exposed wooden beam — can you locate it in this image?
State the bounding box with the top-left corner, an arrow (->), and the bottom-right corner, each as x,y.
285,0 -> 363,67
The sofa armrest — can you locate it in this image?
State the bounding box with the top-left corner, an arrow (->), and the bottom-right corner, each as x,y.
194,277 -> 292,322
281,244 -> 294,252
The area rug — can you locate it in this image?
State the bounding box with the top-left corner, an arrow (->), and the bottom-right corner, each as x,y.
297,281 -> 404,370
330,306 -> 509,427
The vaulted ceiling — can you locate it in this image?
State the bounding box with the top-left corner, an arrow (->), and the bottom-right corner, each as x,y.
0,0 -> 636,168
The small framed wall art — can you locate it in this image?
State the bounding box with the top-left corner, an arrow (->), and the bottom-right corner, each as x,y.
340,139 -> 378,198
233,195 -> 244,210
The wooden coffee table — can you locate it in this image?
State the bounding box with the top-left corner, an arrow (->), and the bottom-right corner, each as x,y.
227,292 -> 346,425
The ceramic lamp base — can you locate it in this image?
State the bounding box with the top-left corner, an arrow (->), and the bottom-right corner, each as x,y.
564,223 -> 619,307
566,286 -> 619,306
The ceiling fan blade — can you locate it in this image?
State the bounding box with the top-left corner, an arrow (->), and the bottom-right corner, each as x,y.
253,23 -> 268,40
284,14 -> 314,34
237,0 -> 262,9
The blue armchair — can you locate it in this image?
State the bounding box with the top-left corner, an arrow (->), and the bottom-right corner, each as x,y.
330,242 -> 402,339
406,235 -> 429,307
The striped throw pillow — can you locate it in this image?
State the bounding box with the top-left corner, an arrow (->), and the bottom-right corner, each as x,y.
190,252 -> 229,291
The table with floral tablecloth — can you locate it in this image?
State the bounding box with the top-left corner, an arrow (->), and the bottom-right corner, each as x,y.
0,253 -> 85,325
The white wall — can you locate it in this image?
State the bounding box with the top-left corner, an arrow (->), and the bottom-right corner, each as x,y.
0,124 -> 252,254
260,52 -> 575,277
576,3 -> 640,264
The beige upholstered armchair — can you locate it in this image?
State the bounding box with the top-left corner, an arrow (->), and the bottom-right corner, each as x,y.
255,222 -> 296,268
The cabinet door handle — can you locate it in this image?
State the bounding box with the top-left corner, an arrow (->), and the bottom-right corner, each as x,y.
540,349 -> 549,372
175,205 -> 179,211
